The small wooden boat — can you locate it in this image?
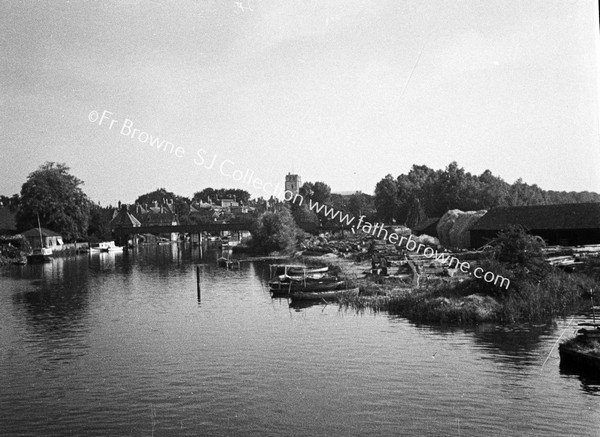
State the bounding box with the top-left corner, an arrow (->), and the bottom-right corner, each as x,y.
269,275 -> 343,291
289,287 -> 360,301
287,266 -> 328,276
27,215 -> 53,263
27,247 -> 53,263
276,272 -> 328,281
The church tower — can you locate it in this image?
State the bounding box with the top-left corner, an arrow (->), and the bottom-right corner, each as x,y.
285,173 -> 301,195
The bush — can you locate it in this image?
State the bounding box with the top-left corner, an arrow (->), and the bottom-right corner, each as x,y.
249,207 -> 300,254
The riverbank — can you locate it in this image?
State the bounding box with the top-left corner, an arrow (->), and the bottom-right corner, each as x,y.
299,253 -> 596,325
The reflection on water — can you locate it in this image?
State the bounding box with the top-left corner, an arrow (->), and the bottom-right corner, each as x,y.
0,244 -> 599,436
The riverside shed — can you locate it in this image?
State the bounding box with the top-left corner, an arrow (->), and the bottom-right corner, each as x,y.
22,227 -> 63,249
469,203 -> 600,248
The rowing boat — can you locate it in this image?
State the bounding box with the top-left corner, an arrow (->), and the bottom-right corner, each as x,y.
289,287 -> 360,301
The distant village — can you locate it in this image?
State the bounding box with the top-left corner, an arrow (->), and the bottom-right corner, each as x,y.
3,161 -> 600,264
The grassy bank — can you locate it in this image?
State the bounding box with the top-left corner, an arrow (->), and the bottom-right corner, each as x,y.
329,255 -> 597,325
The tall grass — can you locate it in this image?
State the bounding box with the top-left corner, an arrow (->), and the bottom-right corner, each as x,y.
496,270 -> 594,323
339,266 -> 596,325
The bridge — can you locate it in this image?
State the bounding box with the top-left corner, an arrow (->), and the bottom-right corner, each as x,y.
112,222 -> 254,242
111,220 -> 353,243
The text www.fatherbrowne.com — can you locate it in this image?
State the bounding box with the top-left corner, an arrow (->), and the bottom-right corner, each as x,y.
88,109 -> 509,289
285,191 -> 510,290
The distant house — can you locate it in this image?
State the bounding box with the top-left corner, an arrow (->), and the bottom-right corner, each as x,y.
138,212 -> 179,241
0,206 -> 17,234
22,227 -> 63,249
111,209 -> 142,228
412,217 -> 440,238
220,198 -> 239,208
469,203 -> 600,248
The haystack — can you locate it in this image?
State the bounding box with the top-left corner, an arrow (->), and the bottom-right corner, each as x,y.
437,209 -> 487,249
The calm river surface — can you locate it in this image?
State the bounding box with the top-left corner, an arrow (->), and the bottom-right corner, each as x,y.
1,244 -> 599,436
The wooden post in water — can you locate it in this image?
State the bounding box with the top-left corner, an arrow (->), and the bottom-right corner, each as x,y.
196,266 -> 201,301
591,289 -> 596,325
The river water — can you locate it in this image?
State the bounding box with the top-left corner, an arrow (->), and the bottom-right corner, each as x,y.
0,244 -> 598,436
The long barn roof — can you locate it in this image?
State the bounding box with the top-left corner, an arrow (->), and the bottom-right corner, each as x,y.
470,203 -> 600,231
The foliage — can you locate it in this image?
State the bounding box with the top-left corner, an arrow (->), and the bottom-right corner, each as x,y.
374,162 -> 600,224
249,206 -> 300,254
193,188 -> 250,204
0,194 -> 20,211
291,205 -> 319,233
135,188 -> 190,220
87,204 -> 112,242
135,188 -> 177,206
374,174 -> 398,222
16,162 -> 91,241
298,181 -> 332,225
496,271 -> 594,323
488,225 -> 545,264
299,181 -> 331,205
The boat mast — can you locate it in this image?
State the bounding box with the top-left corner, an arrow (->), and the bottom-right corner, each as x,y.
37,214 -> 44,248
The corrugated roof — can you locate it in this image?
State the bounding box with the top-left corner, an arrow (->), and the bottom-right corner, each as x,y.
470,203 -> 600,231
412,217 -> 440,232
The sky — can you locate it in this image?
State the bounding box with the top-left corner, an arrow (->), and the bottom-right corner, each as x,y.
1,0 -> 599,205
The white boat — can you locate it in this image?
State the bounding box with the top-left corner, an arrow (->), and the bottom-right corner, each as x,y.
90,241 -> 124,253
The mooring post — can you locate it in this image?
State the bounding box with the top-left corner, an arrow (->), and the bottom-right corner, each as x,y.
196,266 -> 201,300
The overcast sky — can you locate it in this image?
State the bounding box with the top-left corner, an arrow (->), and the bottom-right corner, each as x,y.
1,0 -> 599,205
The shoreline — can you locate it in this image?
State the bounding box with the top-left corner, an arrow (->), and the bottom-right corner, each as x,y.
297,253 -> 594,326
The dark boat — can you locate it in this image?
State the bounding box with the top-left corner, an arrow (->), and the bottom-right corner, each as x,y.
27,247 -> 53,263
559,323 -> 600,373
289,287 -> 360,301
269,275 -> 343,290
269,279 -> 347,297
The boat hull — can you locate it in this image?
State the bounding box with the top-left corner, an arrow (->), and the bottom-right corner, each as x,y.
269,280 -> 345,294
287,266 -> 329,276
289,287 -> 360,301
26,254 -> 52,263
559,344 -> 600,373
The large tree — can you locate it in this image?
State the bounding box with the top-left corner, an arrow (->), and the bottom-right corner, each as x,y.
299,181 -> 331,205
250,206 -> 299,254
135,188 -> 190,223
374,174 -> 399,222
16,162 -> 91,241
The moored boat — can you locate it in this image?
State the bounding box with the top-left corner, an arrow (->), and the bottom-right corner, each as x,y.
287,266 -> 329,276
559,323 -> 600,373
289,287 -> 360,301
27,247 -> 53,263
269,274 -> 344,290
270,280 -> 346,295
90,241 -> 124,253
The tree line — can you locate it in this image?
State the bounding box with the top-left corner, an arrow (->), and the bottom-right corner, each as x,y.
4,161 -> 600,245
375,162 -> 600,227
